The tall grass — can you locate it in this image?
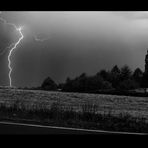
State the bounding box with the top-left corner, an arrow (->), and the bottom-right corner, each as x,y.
0,99 -> 148,133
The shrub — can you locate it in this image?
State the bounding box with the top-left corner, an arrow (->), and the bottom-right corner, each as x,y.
41,77 -> 57,91
118,79 -> 139,90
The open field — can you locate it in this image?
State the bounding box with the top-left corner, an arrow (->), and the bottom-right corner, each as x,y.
0,88 -> 148,121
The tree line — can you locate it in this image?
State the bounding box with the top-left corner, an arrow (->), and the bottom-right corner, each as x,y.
40,64 -> 148,93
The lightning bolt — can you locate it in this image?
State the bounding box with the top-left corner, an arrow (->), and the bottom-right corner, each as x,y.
0,12 -> 24,87
8,27 -> 23,87
0,12 -> 50,87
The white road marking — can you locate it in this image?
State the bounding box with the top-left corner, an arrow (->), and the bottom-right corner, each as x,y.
0,121 -> 147,135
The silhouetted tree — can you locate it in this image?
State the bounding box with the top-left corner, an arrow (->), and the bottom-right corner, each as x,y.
86,75 -> 105,91
76,73 -> 88,91
145,50 -> 148,73
141,50 -> 148,91
62,72 -> 113,92
120,65 -> 132,81
110,65 -> 121,88
132,68 -> 143,85
111,65 -> 120,74
97,69 -> 111,82
41,77 -> 57,91
141,72 -> 148,91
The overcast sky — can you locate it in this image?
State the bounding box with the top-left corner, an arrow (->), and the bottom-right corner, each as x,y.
0,11 -> 148,87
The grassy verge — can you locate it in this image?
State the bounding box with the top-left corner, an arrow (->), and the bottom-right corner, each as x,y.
0,100 -> 148,133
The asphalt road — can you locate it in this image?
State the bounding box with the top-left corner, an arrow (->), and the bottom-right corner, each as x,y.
0,121 -> 146,135
0,122 -> 106,135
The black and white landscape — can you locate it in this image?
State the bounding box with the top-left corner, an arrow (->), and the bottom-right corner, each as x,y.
0,11 -> 148,135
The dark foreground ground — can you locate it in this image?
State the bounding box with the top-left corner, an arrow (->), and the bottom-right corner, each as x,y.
0,121 -> 146,135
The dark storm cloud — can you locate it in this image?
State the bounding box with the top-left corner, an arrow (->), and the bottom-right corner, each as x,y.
0,11 -> 148,87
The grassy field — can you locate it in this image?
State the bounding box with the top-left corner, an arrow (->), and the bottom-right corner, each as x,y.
0,88 -> 148,121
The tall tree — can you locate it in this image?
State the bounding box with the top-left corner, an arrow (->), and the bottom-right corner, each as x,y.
120,65 -> 132,81
110,65 -> 121,88
141,50 -> 148,90
132,68 -> 143,84
145,50 -> 148,74
111,65 -> 120,74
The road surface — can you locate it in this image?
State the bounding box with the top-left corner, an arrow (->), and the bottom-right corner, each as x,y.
0,121 -> 147,135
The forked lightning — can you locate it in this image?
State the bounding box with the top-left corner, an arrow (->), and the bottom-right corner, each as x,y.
0,12 -> 24,87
